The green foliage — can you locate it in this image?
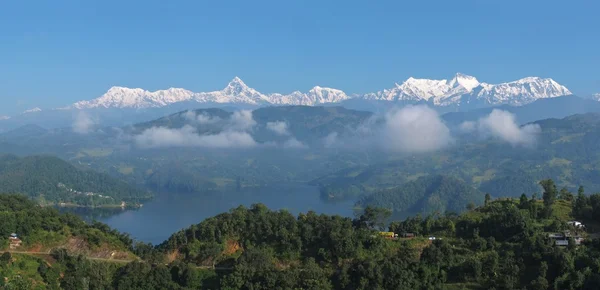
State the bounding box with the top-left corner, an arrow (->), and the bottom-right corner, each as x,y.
0,155 -> 151,207
356,175 -> 484,219
0,194 -> 132,255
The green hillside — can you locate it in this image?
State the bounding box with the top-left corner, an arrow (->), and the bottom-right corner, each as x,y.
152,179 -> 600,289
315,113 -> 600,201
0,155 -> 151,207
356,175 -> 485,219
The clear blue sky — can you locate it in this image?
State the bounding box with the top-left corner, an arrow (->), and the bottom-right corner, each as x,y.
1,0 -> 599,115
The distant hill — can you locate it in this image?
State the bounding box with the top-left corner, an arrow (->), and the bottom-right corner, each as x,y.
356,175 -> 484,219
442,95 -> 600,125
315,113 -> 600,199
0,155 -> 151,207
132,105 -> 374,146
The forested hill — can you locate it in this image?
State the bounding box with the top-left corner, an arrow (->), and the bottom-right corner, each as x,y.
5,180 -> 600,289
152,180 -> 600,289
356,175 -> 485,219
0,154 -> 151,207
315,112 -> 600,201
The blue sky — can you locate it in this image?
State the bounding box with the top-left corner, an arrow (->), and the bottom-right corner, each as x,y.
0,0 -> 599,115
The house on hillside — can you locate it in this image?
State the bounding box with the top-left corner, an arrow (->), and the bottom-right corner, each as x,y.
567,221 -> 585,229
548,231 -> 584,246
8,233 -> 21,249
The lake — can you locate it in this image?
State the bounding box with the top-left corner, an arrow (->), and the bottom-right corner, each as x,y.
63,184 -> 356,245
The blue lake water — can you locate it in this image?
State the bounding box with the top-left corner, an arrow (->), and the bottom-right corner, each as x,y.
64,184 -> 356,245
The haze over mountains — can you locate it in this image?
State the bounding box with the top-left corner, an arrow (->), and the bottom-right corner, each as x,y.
1,73 -> 598,133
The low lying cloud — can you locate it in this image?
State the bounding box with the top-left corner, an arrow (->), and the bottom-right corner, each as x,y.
73,111 -> 96,134
282,137 -> 307,149
183,111 -> 221,125
321,105 -> 452,153
134,110 -> 260,149
230,110 -> 256,131
476,109 -> 540,146
381,105 -> 452,152
135,125 -> 257,149
266,121 -> 290,136
323,132 -> 339,148
459,121 -> 477,133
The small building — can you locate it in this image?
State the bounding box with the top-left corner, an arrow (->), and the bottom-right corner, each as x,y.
555,240 -> 569,246
379,232 -> 395,239
567,221 -> 584,228
402,233 -> 415,238
8,234 -> 21,249
548,233 -> 564,239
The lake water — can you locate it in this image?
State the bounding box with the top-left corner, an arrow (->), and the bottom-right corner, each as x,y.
64,184 -> 356,245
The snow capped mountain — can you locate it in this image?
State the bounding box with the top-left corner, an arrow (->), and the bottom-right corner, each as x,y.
363,73 -> 570,107
22,107 -> 42,114
70,77 -> 351,109
592,93 -> 600,101
72,86 -> 195,109
64,74 -> 571,110
472,77 -> 571,106
363,73 -> 480,104
270,86 -> 350,105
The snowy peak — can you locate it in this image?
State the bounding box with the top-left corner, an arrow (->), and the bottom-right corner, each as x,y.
475,76 -> 572,106
216,77 -> 269,104
306,86 -> 349,103
448,73 -> 480,91
69,77 -> 350,109
72,86 -> 195,109
365,73 -> 571,106
223,77 -> 250,94
64,73 -> 572,110
591,93 -> 600,101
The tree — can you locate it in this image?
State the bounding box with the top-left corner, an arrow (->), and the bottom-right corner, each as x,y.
519,194 -> 528,209
0,252 -> 11,266
559,187 -> 573,201
198,242 -> 223,269
467,202 -> 476,211
485,193 -> 491,206
356,206 -> 391,231
529,261 -> 549,290
540,179 -> 557,218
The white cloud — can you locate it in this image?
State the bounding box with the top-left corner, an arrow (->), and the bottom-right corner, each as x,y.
477,109 -> 540,146
73,111 -> 96,134
459,121 -> 476,133
282,137 -> 307,149
266,121 -> 290,136
381,105 -> 452,152
323,132 -> 339,148
229,110 -> 256,131
134,110 -> 260,149
183,111 -> 221,125
134,125 -> 257,149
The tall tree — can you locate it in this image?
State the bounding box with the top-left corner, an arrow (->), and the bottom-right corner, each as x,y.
540,179 -> 557,218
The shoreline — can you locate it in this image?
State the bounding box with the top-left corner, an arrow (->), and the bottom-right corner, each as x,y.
42,202 -> 144,209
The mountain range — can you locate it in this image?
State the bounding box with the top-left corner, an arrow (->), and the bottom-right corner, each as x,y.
59,73 -> 573,110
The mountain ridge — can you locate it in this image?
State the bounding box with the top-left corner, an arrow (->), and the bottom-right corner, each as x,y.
63,73 -> 572,111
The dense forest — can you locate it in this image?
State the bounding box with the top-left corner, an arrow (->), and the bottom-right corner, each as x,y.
356,175 -> 485,219
0,155 -> 151,207
4,179 -> 600,289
